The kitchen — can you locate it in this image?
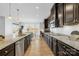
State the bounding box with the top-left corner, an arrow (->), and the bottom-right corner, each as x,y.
0,3 -> 79,56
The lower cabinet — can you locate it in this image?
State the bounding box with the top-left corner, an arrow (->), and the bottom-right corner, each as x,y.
0,33 -> 33,56
43,34 -> 58,56
24,34 -> 32,53
24,36 -> 29,53
15,33 -> 33,56
0,43 -> 15,56
57,40 -> 79,56
50,37 -> 53,51
43,33 -> 79,56
52,38 -> 58,56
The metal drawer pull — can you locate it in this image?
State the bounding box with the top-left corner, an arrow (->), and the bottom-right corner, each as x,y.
4,51 -> 8,53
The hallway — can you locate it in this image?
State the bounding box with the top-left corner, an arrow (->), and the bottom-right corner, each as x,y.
24,36 -> 54,56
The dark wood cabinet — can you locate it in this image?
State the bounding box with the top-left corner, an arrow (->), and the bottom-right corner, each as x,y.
50,37 -> 53,51
43,34 -> 58,55
42,33 -> 79,56
64,3 -> 75,25
24,36 -> 28,53
52,38 -> 58,56
59,3 -> 79,25
44,19 -> 50,32
44,19 -> 48,29
0,34 -> 33,56
57,40 -> 79,56
46,3 -> 79,28
51,4 -> 56,21
74,4 -> 79,23
0,43 -> 15,56
58,3 -> 64,26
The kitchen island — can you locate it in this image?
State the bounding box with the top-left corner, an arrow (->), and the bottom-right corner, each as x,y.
0,32 -> 33,56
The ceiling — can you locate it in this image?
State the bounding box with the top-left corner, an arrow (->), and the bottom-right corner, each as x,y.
0,3 -> 53,23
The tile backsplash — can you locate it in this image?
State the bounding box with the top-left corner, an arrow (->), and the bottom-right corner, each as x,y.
50,24 -> 79,35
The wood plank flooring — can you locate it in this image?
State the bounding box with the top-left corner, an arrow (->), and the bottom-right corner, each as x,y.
24,36 -> 54,56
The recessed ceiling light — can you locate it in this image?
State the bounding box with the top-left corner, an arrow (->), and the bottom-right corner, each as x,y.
35,6 -> 39,9
36,14 -> 39,17
8,16 -> 12,19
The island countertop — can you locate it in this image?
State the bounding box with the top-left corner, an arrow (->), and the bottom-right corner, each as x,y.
44,32 -> 79,51
0,33 -> 32,50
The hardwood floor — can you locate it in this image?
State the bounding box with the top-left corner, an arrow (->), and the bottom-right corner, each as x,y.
24,36 -> 54,56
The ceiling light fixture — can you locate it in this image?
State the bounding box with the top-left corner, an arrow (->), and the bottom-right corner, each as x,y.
35,6 -> 39,10
16,9 -> 20,21
8,3 -> 12,19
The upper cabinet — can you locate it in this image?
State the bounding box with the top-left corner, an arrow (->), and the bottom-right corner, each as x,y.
44,19 -> 50,32
75,4 -> 79,23
58,3 -> 64,27
51,4 -> 55,21
49,4 -> 56,28
63,3 -> 79,25
44,3 -> 79,31
64,3 -> 74,25
47,3 -> 79,27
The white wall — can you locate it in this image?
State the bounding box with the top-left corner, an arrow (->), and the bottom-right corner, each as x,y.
5,19 -> 12,35
40,22 -> 44,32
0,16 -> 5,36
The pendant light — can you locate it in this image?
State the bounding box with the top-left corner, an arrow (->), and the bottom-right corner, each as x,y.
8,3 -> 12,19
17,9 -> 20,20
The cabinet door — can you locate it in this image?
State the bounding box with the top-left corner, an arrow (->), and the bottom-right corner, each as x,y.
24,37 -> 28,53
58,4 -> 64,26
53,38 -> 58,56
45,19 -> 48,28
64,3 -> 74,25
50,37 -> 53,51
75,4 -> 79,23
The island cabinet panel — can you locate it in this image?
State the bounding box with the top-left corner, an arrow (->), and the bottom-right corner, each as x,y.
24,34 -> 33,53
15,39 -> 24,56
0,43 -> 15,56
24,36 -> 29,53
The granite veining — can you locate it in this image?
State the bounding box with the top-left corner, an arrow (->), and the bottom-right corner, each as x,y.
0,33 -> 31,50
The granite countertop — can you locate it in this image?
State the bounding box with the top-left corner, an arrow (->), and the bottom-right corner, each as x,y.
44,32 -> 79,50
0,33 -> 31,50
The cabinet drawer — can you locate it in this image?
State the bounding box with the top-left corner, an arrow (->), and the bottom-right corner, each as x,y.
0,43 -> 15,56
